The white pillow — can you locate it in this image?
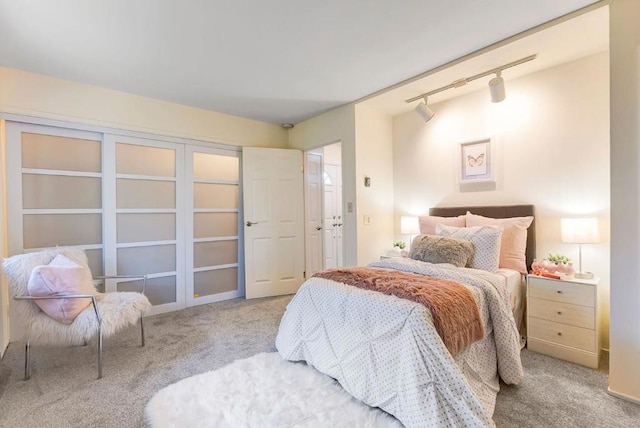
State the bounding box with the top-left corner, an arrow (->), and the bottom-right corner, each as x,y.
435,224 -> 503,272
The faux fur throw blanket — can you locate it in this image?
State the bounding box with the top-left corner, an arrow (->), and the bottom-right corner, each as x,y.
313,267 -> 484,355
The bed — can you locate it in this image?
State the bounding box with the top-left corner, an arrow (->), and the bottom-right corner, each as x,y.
276,205 -> 535,427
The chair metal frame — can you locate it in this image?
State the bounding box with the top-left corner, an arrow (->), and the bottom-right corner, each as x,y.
13,274 -> 147,380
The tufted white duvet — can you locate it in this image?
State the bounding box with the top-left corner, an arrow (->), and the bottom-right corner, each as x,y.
276,258 -> 523,428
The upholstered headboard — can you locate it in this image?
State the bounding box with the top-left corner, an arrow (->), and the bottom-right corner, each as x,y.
429,205 -> 536,271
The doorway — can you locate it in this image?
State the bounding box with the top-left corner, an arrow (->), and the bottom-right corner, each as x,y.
304,142 -> 343,276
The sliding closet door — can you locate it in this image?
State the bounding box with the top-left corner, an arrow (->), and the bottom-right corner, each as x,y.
5,123 -> 104,337
103,135 -> 185,315
185,146 -> 243,306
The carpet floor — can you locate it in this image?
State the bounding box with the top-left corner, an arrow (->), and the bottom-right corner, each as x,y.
0,295 -> 638,427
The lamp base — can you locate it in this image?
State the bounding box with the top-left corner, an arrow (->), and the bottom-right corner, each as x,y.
575,271 -> 594,279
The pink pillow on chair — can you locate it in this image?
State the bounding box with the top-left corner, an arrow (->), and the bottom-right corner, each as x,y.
27,254 -> 96,324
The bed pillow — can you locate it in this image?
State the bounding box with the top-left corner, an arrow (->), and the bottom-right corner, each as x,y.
27,254 -> 96,324
408,235 -> 475,267
436,224 -> 503,272
466,211 -> 533,273
418,214 -> 466,235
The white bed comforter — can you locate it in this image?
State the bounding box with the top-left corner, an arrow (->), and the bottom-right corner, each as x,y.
275,258 -> 523,428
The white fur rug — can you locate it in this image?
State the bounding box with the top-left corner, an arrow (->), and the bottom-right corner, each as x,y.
145,352 -> 402,427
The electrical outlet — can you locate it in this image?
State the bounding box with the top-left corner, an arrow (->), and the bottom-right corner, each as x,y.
347,202 -> 353,213
363,215 -> 371,225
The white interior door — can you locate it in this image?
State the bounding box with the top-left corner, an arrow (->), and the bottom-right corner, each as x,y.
335,164 -> 344,267
322,163 -> 343,268
304,152 -> 324,277
323,164 -> 337,269
242,147 -> 305,299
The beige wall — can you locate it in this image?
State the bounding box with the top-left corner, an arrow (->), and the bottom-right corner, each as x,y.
289,104 -> 358,266
0,66 -> 288,148
609,0 -> 640,403
391,53 -> 611,347
354,104 -> 395,265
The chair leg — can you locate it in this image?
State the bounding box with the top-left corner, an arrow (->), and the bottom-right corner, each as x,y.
140,315 -> 145,347
97,328 -> 103,380
24,340 -> 31,381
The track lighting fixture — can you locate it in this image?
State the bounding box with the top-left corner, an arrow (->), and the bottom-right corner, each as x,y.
415,97 -> 434,122
488,71 -> 505,103
406,54 -> 536,121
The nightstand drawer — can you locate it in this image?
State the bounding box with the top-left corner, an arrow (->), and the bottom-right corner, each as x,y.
529,297 -> 595,329
529,317 -> 596,352
528,277 -> 594,307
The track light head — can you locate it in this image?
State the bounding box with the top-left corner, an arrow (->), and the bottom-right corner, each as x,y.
488,72 -> 506,103
415,97 -> 434,122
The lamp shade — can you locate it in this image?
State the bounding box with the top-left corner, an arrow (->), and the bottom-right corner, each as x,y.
488,75 -> 506,103
415,101 -> 434,122
561,217 -> 600,244
400,216 -> 420,234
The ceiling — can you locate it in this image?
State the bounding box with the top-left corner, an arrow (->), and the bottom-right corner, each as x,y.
0,0 -> 601,125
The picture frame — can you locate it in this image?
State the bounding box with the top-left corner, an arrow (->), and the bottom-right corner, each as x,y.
459,137 -> 493,183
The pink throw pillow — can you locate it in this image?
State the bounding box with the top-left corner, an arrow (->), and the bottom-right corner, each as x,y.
465,211 -> 533,273
418,215 -> 466,235
27,254 -> 96,324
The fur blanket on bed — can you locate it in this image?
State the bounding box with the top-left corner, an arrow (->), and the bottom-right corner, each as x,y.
313,267 -> 484,355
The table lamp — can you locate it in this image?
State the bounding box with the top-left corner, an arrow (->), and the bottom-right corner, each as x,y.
561,217 -> 600,279
400,216 -> 420,249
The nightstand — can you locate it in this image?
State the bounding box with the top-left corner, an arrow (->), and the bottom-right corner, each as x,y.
527,274 -> 600,368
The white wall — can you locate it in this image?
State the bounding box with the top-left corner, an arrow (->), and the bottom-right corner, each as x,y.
289,104 -> 358,266
392,53 -> 611,347
0,119 -> 7,358
609,0 -> 640,403
354,104 -> 395,265
0,66 -> 288,148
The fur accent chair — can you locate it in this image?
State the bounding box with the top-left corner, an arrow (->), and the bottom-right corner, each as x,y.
2,247 -> 152,379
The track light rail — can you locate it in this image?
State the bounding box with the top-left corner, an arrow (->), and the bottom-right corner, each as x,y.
405,54 -> 537,104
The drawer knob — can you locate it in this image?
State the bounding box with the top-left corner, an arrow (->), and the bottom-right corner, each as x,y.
557,311 -> 562,315
557,332 -> 562,336
556,290 -> 562,294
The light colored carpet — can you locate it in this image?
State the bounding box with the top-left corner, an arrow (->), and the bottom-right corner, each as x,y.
0,295 -> 638,427
145,352 -> 401,427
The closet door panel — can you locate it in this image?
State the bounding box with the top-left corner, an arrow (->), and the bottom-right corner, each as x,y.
6,123 -> 104,341
118,275 -> 176,306
116,143 -> 176,177
23,214 -> 102,248
116,245 -> 177,275
193,183 -> 238,209
106,136 -> 185,315
194,241 -> 238,268
21,132 -> 101,172
116,179 -> 176,209
186,148 -> 241,305
22,175 -> 102,209
194,154 -> 239,181
194,213 -> 238,238
116,213 -> 176,243
194,268 -> 238,296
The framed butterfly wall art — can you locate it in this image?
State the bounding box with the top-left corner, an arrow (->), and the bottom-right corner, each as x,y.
459,138 -> 493,183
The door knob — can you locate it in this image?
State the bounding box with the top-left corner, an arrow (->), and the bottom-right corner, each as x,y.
246,221 -> 258,227
316,226 -> 322,231
337,223 -> 342,227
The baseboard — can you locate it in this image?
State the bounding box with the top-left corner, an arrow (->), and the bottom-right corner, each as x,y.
608,387 -> 640,405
